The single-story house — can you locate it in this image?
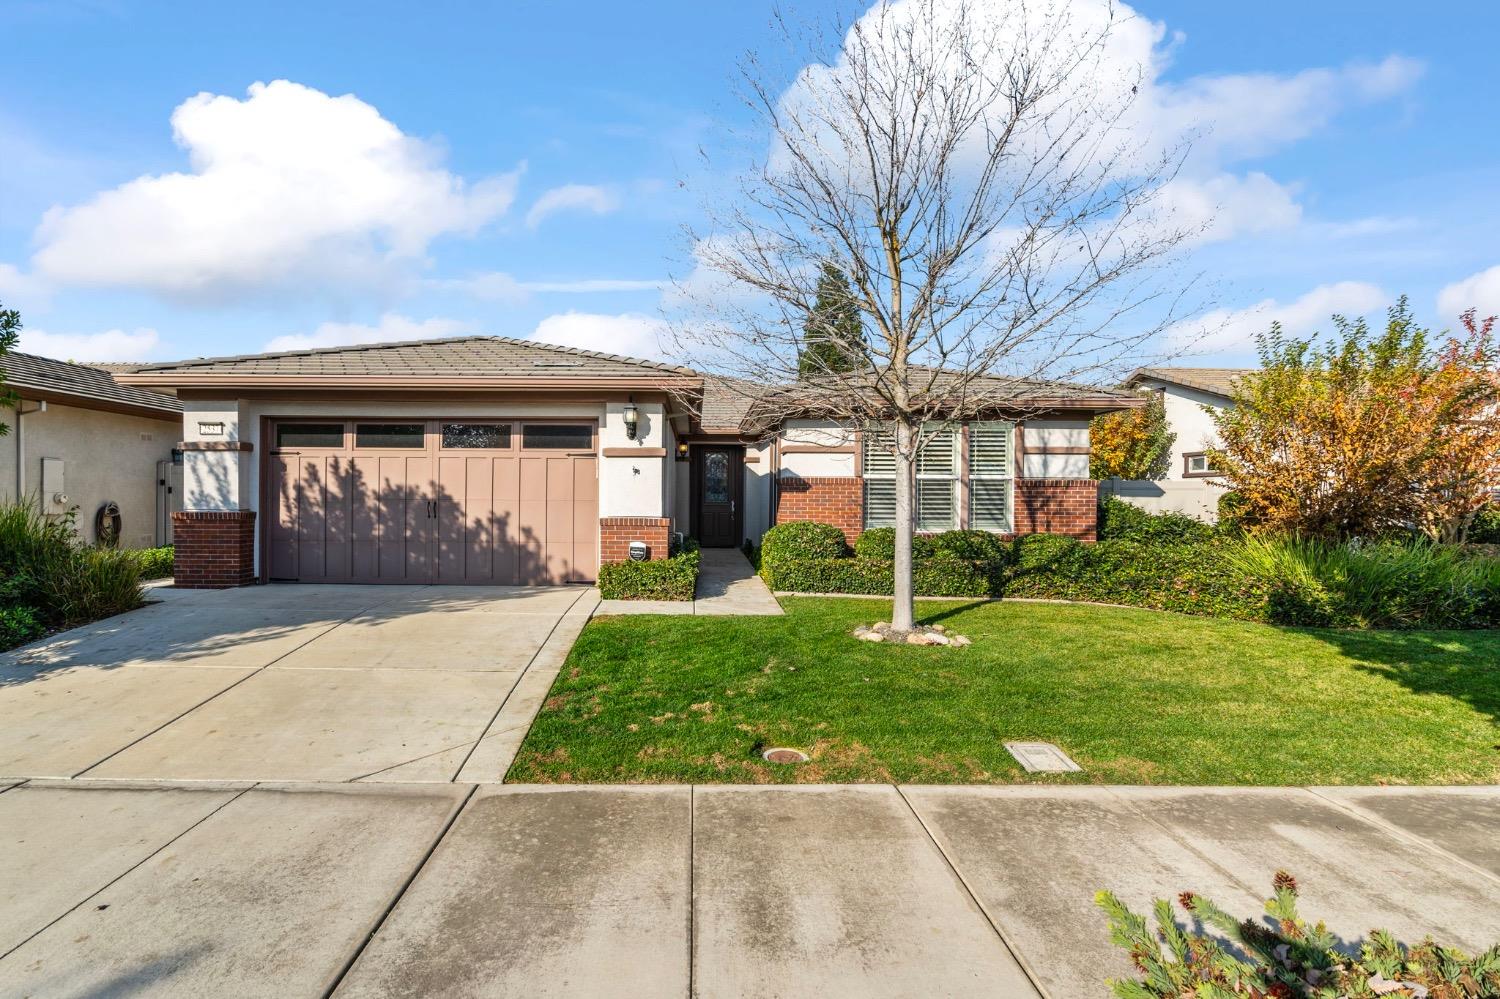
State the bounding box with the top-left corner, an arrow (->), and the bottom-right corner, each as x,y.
117,336 -> 1139,588
0,352 -> 183,548
1102,366 -> 1253,521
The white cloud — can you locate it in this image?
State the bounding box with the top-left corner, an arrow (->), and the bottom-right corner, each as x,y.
31,80 -> 522,303
524,184 -> 618,229
1158,172 -> 1303,245
264,313 -> 478,353
430,271 -> 663,303
1437,265 -> 1500,321
0,263 -> 51,307
1171,281 -> 1387,353
528,311 -> 669,361
20,326 -> 162,361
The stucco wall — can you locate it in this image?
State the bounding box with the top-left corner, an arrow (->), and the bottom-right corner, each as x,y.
1149,383 -> 1229,481
742,440 -> 771,545
779,418 -> 855,478
0,401 -> 178,548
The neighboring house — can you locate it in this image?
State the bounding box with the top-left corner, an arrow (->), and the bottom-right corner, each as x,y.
1105,366 -> 1254,521
0,352 -> 184,548
117,336 -> 1139,588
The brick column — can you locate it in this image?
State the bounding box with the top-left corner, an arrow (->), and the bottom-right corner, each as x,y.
1013,479 -> 1098,541
774,475 -> 864,546
171,511 -> 257,588
600,516 -> 671,562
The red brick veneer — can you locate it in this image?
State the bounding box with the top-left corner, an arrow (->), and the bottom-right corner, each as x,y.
775,475 -> 864,546
171,511 -> 257,588
1013,479 -> 1098,541
600,516 -> 671,562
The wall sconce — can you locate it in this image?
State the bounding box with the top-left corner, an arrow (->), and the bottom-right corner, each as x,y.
676,441 -> 690,461
622,399 -> 640,441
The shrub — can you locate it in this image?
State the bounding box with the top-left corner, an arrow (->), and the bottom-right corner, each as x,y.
1216,489 -> 1252,533
764,555 -> 989,597
128,546 -> 174,580
1098,871 -> 1500,998
597,541 -> 700,601
852,527 -> 937,560
1226,535 -> 1498,629
1471,505 -> 1500,544
759,521 -> 848,573
929,529 -> 1011,562
1098,496 -> 1214,543
0,605 -> 42,648
0,500 -> 144,642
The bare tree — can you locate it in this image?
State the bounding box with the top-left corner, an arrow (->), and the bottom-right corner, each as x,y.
669,0 -> 1206,631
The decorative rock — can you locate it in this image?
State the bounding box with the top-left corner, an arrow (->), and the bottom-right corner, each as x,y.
927,633 -> 950,645
951,635 -> 972,647
857,631 -> 886,642
872,621 -> 891,633
931,624 -> 946,633
906,632 -> 932,645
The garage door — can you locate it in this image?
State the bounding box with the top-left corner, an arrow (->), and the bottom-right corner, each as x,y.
267,420 -> 598,584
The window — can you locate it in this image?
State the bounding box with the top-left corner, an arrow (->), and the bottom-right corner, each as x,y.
861,424 -> 959,532
968,421 -> 1014,532
355,423 -> 425,448
441,423 -> 512,449
522,423 -> 593,450
1183,452 -> 1220,477
276,423 -> 344,449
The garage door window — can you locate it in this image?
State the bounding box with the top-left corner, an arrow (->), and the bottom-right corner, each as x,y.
276,423 -> 345,449
442,423 -> 512,449
355,423 -> 426,448
522,424 -> 593,450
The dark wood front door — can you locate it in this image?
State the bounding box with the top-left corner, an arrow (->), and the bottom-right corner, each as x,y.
692,445 -> 743,548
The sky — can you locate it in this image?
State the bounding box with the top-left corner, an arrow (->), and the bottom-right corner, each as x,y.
2,0 -> 1498,371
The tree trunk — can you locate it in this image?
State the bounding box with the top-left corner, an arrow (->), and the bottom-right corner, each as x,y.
891,418 -> 917,632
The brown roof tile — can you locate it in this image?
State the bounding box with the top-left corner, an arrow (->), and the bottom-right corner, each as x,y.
0,352 -> 181,416
1125,366 -> 1256,398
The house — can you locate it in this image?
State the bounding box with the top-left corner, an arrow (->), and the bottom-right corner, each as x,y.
117,336 -> 1139,588
0,352 -> 183,548
1105,366 -> 1254,521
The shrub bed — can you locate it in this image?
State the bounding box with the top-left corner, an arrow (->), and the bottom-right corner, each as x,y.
0,501 -> 145,650
127,545 -> 174,580
597,540 -> 701,601
762,511 -> 1500,630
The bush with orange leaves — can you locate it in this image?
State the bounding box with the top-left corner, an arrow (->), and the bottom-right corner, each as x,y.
1209,298 -> 1500,542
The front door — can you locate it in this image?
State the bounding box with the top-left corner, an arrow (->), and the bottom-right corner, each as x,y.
693,445 -> 743,548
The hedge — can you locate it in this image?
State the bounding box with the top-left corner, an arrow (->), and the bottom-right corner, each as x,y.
765,555 -> 990,598
597,540 -> 701,601
127,545 -> 174,580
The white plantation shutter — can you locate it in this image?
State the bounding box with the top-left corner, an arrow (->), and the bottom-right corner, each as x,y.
969,421 -> 1014,532
861,423 -> 960,532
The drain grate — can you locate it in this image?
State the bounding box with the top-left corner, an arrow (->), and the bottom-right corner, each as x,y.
1004,741 -> 1081,773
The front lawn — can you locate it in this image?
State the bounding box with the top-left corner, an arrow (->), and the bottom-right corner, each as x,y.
508,598 -> 1500,785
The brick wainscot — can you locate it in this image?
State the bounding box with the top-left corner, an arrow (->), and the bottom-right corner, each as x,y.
600,516 -> 672,562
171,510 -> 257,588
774,476 -> 864,546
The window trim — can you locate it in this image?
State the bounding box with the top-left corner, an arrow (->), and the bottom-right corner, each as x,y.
861,422 -> 1013,534
1182,451 -> 1221,478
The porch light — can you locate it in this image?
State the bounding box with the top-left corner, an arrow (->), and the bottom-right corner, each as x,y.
622,399 -> 640,441
676,441 -> 690,460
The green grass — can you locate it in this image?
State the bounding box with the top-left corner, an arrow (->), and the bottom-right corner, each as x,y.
508,597 -> 1500,785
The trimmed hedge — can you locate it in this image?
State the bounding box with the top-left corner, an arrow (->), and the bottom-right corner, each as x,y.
127,545 -> 174,580
597,540 -> 701,601
1098,495 -> 1214,543
761,521 -> 847,568
765,555 -> 990,598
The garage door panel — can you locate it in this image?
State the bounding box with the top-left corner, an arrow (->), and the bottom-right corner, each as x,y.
270,421 -> 598,585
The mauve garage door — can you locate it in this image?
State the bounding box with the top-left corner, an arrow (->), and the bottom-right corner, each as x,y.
267,419 -> 598,584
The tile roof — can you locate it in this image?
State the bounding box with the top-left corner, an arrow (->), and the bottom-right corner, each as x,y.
699,376 -> 770,432
125,335 -> 698,379
1125,366 -> 1256,398
0,351 -> 181,416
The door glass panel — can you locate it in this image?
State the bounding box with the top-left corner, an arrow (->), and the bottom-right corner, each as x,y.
442,423 -> 511,449
704,451 -> 730,504
522,424 -> 592,450
355,423 -> 425,448
276,423 -> 344,448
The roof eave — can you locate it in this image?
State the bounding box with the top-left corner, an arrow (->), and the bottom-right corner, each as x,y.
115,373 -> 704,391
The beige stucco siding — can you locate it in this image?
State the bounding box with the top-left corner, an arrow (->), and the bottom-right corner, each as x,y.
0,401 -> 178,548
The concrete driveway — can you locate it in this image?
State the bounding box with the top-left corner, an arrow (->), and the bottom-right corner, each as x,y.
0,582 -> 597,783
2,781 -> 1497,998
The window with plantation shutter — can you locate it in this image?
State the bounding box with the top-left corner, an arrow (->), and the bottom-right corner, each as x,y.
861,424 -> 958,532
968,421 -> 1014,532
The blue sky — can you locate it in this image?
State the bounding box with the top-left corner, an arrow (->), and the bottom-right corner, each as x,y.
2,0 -> 1498,368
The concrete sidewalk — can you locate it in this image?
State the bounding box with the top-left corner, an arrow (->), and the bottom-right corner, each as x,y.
2,781 -> 1496,998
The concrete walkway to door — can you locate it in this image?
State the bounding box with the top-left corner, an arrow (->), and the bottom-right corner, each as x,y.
0,581 -> 598,784
595,548 -> 783,616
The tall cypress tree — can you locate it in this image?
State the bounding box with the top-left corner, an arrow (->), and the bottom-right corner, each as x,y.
798,263 -> 863,378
